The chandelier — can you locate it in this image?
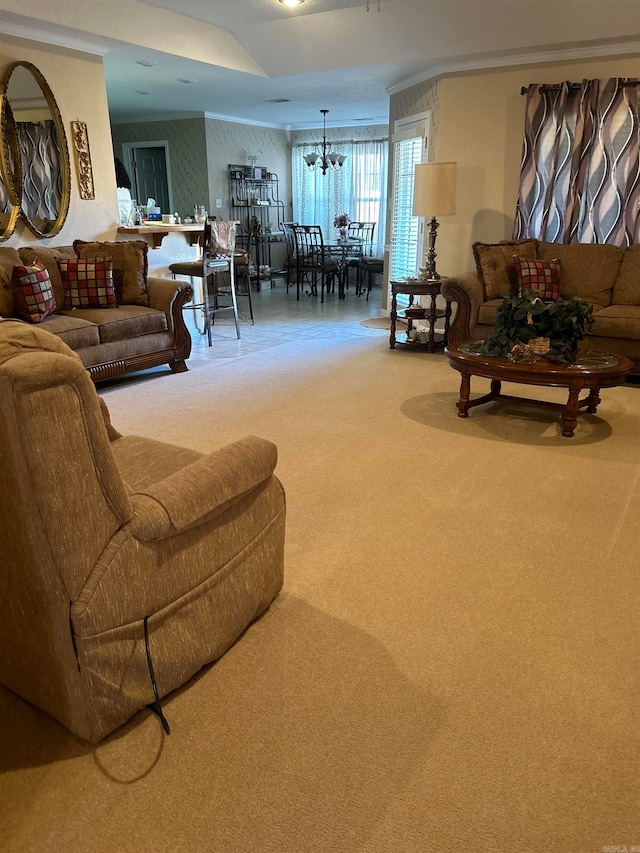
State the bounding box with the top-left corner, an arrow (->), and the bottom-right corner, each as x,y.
303,110 -> 347,176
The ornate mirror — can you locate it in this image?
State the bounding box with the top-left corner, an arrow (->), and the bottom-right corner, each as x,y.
0,91 -> 22,241
0,61 -> 70,238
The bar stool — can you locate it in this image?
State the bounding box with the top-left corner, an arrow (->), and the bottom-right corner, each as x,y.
169,222 -> 241,344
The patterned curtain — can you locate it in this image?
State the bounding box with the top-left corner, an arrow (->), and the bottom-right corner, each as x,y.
514,78 -> 640,245
16,120 -> 62,224
292,138 -> 387,255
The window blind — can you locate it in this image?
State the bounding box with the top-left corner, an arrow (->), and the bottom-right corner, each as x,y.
389,135 -> 423,282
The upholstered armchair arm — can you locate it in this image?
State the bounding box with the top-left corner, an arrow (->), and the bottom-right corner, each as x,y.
147,277 -> 193,332
128,435 -> 279,540
441,272 -> 485,344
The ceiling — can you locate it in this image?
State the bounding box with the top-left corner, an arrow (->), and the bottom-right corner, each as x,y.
2,0 -> 639,129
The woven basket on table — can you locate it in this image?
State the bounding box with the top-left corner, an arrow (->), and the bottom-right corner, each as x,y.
528,336 -> 551,356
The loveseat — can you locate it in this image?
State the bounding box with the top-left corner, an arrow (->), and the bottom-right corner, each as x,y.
0,319 -> 285,742
441,239 -> 640,376
0,239 -> 193,382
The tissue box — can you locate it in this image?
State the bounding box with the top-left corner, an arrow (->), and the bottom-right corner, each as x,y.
147,206 -> 162,221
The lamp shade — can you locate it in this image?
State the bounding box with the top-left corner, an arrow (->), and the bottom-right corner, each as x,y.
412,162 -> 457,217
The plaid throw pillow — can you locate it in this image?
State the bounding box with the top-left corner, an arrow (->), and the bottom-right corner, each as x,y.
58,258 -> 117,309
513,256 -> 560,301
12,261 -> 57,323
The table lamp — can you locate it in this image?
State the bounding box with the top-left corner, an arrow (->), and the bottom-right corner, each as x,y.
412,162 -> 457,280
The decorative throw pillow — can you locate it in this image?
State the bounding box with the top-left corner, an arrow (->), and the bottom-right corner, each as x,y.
18,246 -> 75,312
12,262 -> 57,323
513,256 -> 560,301
473,239 -> 538,300
73,239 -> 149,306
58,258 -> 118,309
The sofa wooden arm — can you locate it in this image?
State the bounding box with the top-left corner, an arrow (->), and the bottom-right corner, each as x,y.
441,272 -> 485,344
128,435 -> 279,540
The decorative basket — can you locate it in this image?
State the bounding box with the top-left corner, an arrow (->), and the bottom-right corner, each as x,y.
528,336 -> 551,356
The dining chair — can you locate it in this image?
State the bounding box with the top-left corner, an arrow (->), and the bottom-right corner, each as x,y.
291,225 -> 338,302
345,222 -> 376,291
281,222 -> 298,294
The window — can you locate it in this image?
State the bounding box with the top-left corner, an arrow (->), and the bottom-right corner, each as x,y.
389,114 -> 429,284
292,137 -> 388,255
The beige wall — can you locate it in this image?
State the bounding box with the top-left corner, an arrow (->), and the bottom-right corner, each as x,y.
0,35 -> 119,248
431,55 -> 640,276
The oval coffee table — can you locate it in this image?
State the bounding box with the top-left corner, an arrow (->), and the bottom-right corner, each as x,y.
445,343 -> 633,437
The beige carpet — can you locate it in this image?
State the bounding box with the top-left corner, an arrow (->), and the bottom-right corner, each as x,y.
2,335 -> 639,852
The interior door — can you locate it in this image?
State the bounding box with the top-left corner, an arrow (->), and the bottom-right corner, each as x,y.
133,146 -> 169,212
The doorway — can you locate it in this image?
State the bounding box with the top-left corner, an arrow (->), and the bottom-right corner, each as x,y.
122,141 -> 173,213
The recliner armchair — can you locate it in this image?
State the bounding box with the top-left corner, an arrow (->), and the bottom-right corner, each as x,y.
0,319 -> 285,742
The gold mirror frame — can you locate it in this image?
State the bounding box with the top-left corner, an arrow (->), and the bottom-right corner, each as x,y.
0,60 -> 71,239
0,91 -> 22,241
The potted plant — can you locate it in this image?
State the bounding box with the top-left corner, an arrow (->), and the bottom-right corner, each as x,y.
473,290 -> 594,363
333,212 -> 351,239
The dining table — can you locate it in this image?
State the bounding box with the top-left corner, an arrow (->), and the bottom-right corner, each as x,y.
324,238 -> 369,298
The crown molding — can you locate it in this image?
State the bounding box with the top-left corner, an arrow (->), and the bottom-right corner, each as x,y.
0,18 -> 110,57
289,116 -> 389,131
387,39 -> 640,96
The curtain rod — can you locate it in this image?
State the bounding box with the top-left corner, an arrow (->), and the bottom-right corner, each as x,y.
521,80 -> 639,95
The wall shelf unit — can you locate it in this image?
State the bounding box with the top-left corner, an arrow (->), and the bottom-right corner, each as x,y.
229,165 -> 285,287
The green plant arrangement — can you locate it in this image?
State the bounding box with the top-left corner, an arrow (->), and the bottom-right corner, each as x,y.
470,290 -> 594,363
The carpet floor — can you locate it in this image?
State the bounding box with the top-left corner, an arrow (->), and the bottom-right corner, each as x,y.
2,321 -> 639,852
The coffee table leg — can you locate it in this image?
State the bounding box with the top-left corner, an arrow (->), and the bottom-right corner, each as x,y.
586,386 -> 601,414
562,388 -> 580,437
457,373 -> 471,418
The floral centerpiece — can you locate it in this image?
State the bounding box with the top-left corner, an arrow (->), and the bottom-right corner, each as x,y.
469,289 -> 594,363
333,212 -> 351,239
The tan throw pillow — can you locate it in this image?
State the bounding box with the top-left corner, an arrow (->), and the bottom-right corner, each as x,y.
0,246 -> 22,317
12,261 -> 57,323
473,239 -> 538,299
74,239 -> 149,306
58,258 -> 118,309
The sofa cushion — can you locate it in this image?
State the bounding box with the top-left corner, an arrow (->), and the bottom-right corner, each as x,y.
38,313 -> 101,349
18,246 -> 75,312
477,298 -> 504,327
513,256 -> 560,301
0,246 -> 22,317
58,258 -> 117,310
59,305 -> 168,344
74,240 -> 149,307
537,242 -> 623,308
589,304 -> 640,340
12,261 -> 57,323
612,244 -> 640,306
473,239 -> 537,299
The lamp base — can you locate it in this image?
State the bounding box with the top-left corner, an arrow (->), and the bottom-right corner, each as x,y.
417,267 -> 441,281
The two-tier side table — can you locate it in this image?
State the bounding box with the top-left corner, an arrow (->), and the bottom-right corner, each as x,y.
389,278 -> 452,353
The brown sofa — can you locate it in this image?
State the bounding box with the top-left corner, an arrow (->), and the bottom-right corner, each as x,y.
441,240 -> 640,376
0,240 -> 194,382
0,319 -> 285,742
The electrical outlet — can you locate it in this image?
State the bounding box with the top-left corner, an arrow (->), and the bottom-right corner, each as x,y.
215,198 -> 223,208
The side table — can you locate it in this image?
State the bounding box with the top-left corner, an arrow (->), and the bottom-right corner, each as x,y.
390,279 -> 451,352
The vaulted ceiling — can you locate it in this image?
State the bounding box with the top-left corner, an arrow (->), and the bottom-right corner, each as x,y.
1,0 -> 639,128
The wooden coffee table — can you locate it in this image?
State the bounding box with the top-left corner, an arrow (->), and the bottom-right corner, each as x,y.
445,343 -> 632,437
